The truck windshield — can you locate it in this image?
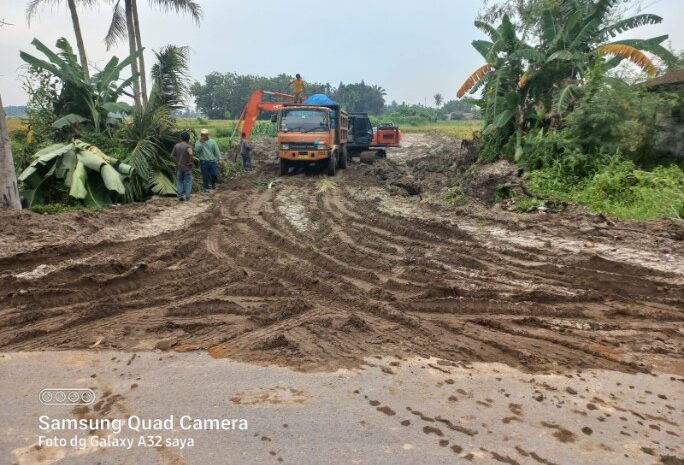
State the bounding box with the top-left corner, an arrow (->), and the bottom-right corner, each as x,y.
281,110 -> 329,133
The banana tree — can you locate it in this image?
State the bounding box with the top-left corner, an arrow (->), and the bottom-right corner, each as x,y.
18,140 -> 133,208
20,37 -> 141,132
457,0 -> 677,159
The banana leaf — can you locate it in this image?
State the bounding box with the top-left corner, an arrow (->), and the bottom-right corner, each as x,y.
18,143 -> 72,181
85,176 -> 113,209
55,148 -> 77,180
19,140 -> 128,209
52,113 -> 89,129
100,164 -> 126,195
102,102 -> 133,114
69,161 -> 89,200
117,163 -> 134,176
76,150 -> 106,172
68,162 -> 111,208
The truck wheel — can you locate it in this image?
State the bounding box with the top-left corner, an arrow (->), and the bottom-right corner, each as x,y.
279,159 -> 289,176
338,146 -> 348,169
326,152 -> 337,176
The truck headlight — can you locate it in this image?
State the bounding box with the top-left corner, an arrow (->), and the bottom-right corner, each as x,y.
281,144 -> 290,150
316,144 -> 328,150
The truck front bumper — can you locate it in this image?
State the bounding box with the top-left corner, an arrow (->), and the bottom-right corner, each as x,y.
279,150 -> 330,162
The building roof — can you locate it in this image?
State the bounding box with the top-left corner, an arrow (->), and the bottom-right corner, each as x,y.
643,69 -> 684,88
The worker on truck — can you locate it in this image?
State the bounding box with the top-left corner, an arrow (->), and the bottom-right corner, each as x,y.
289,74 -> 305,103
195,128 -> 221,192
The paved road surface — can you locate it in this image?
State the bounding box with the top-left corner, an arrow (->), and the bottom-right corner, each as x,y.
2,351 -> 682,465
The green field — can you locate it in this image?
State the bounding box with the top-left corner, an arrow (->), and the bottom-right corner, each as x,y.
397,120 -> 483,139
6,117 -> 482,151
6,117 -> 24,132
176,118 -> 484,144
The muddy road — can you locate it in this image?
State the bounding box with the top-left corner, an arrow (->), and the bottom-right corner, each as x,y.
1,133 -> 683,375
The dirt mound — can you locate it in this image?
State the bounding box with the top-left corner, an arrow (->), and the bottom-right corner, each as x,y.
366,133 -> 514,203
250,137 -> 278,162
462,160 -> 520,205
1,132 -> 682,374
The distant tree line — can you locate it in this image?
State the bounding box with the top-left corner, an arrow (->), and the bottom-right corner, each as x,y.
3,106 -> 27,117
384,99 -> 481,121
190,73 -> 387,119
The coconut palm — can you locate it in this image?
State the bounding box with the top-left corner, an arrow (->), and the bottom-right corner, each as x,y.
434,93 -> 443,107
26,0 -> 97,81
457,0 -> 678,160
150,45 -> 190,109
104,0 -> 202,107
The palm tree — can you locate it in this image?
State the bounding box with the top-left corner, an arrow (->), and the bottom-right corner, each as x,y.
105,0 -> 202,107
434,93 -> 443,107
26,0 -> 96,81
150,45 -> 190,109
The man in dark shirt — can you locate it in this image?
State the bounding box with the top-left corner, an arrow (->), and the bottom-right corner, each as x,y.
239,132 -> 253,170
171,132 -> 194,200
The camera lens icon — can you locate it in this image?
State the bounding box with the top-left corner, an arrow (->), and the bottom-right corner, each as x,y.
39,389 -> 96,406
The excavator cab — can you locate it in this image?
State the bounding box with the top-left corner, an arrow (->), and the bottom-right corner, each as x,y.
347,113 -> 373,155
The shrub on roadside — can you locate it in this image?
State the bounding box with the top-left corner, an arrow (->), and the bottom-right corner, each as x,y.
529,157 -> 684,220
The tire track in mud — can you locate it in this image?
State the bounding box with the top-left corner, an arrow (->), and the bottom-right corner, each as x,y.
1,156 -> 682,374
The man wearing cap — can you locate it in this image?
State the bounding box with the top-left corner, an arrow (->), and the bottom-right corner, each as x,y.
195,128 -> 221,192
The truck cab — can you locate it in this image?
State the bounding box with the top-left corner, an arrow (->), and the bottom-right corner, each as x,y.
275,104 -> 348,176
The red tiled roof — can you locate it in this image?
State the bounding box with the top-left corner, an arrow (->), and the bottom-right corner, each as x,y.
644,69 -> 684,87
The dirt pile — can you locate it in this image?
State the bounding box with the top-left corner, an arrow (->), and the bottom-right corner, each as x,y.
250,137 -> 278,162
461,160 -> 521,205
365,133 -> 520,204
1,132 -> 682,374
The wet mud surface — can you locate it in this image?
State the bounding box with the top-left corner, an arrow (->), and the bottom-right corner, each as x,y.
1,134 -> 682,374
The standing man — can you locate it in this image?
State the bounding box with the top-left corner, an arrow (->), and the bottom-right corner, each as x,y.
239,132 -> 253,171
289,73 -> 305,103
195,128 -> 221,192
171,132 -> 194,201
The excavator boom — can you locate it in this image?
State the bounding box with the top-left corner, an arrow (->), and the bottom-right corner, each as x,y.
233,90 -> 297,139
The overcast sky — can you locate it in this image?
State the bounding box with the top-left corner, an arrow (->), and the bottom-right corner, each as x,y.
1,0 -> 682,107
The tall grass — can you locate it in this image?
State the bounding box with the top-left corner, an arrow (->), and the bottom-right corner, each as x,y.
369,116 -> 482,139
399,120 -> 483,139
178,118 -> 276,151
6,117 -> 25,132
529,158 -> 684,220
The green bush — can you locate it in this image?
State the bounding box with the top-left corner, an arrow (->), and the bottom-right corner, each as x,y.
442,186 -> 467,205
529,157 -> 684,220
220,161 -> 242,179
513,197 -> 543,213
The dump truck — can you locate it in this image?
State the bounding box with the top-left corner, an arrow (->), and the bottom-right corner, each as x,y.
273,102 -> 348,176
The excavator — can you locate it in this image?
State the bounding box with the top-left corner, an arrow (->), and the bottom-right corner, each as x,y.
232,90 -> 299,140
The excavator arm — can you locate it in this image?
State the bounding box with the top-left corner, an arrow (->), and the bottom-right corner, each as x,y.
233,90 -> 297,139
